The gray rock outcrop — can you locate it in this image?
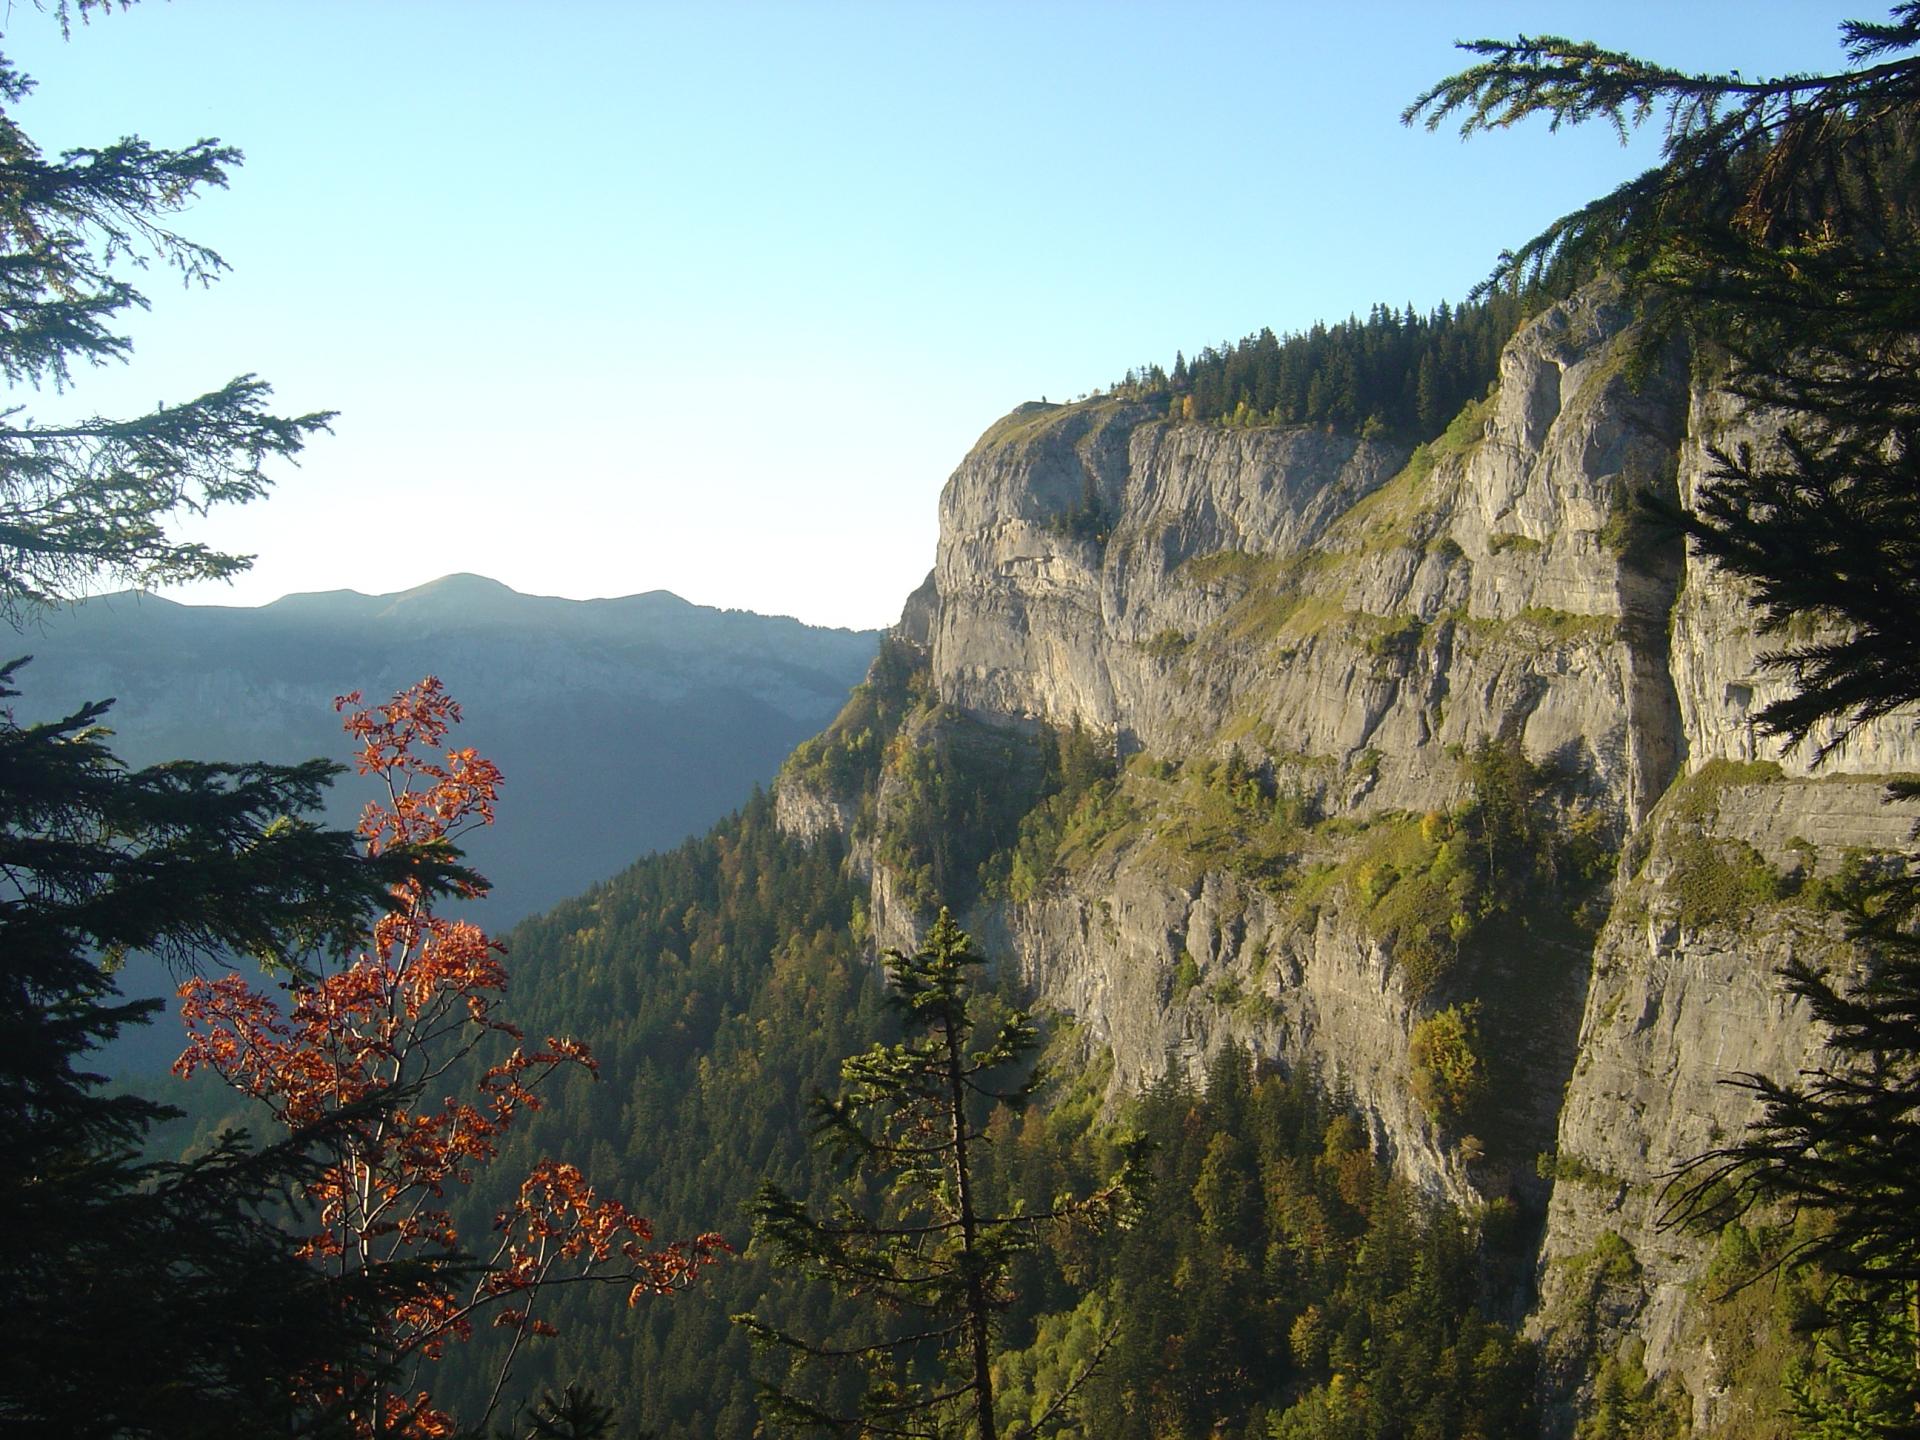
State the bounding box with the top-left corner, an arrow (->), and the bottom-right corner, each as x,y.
775,283 -> 1920,1433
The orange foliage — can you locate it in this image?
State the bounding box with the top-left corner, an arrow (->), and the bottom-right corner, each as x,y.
176,677 -> 726,1438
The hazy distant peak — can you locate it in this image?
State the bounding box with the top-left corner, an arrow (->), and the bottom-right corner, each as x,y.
265,575 -> 541,619
263,587 -> 384,617
367,573 -> 553,626
402,572 -> 517,598
57,575 -> 874,639
56,589 -> 187,614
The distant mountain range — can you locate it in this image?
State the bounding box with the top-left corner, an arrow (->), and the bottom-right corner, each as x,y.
9,573 -> 878,1070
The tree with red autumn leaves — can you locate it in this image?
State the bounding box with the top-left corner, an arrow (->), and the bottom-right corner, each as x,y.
178,678 -> 725,1438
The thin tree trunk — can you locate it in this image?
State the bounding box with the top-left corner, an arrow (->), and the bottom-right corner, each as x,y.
942,1011 -> 997,1440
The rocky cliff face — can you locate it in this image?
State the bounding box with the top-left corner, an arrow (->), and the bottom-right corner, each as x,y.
775,285 -> 1920,1433
931,287 -> 1694,825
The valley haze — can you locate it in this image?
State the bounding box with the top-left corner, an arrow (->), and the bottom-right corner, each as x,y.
13,573 -> 877,1070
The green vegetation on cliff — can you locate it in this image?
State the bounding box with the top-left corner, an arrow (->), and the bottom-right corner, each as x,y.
983,722 -> 1124,904
781,634 -> 929,799
416,764 -> 1544,1438
1109,292 -> 1543,442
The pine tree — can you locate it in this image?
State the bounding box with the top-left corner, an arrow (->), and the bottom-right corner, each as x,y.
736,912 -> 1137,1439
1414,351 -> 1444,431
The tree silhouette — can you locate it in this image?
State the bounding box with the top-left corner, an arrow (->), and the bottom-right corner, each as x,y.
0,5 -> 331,620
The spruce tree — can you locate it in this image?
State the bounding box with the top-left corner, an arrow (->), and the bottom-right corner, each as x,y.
736,911 -> 1137,1439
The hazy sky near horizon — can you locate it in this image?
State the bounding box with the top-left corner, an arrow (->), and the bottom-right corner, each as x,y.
19,1 -> 1866,629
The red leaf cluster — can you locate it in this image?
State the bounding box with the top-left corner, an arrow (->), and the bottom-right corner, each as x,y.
174,678 -> 726,1438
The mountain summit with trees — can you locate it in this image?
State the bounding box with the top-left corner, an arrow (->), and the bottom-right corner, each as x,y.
1107,291 -> 1539,442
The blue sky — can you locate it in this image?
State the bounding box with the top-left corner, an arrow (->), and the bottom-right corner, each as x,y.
18,1 -> 1866,628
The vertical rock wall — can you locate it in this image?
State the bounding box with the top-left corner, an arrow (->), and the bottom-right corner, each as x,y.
775,283 -> 1920,1432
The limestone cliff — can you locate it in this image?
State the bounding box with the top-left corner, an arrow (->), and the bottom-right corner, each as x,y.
775,284 -> 1920,1434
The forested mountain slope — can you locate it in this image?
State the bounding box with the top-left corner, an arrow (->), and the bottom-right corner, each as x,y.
439,791 -> 1540,1439
785,283 -> 1920,1433
454,278 -> 1920,1437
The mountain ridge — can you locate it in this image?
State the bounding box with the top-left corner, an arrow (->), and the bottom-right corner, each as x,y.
21,574 -> 879,1074
69,572 -> 870,633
